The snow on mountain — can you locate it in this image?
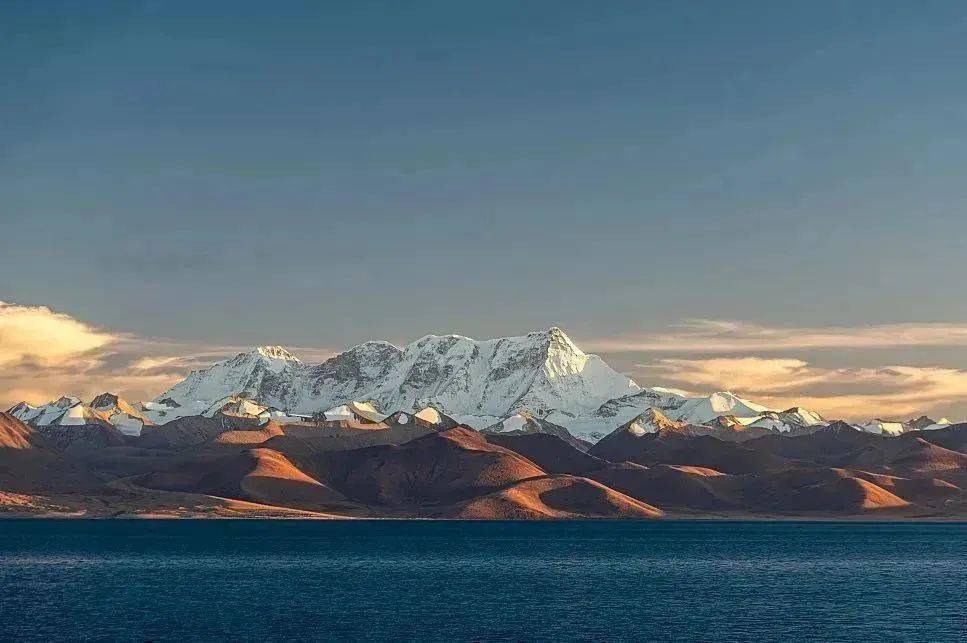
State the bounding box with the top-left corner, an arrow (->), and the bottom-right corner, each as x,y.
8,396 -> 115,430
10,394 -> 153,436
778,407 -> 826,427
10,396 -> 82,426
620,408 -> 686,436
148,346 -> 303,422
855,416 -> 953,436
152,328 -> 641,425
594,388 -> 689,421
90,393 -> 153,436
320,401 -> 385,423
383,407 -> 457,429
481,411 -> 589,449
414,407 -> 445,425
858,420 -> 907,436
919,418 -> 952,431
736,408 -> 826,433
670,391 -> 771,425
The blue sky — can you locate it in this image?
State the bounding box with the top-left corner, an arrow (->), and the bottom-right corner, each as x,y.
3,1 -> 967,418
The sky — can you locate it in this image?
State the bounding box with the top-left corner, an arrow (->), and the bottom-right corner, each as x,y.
3,1 -> 967,420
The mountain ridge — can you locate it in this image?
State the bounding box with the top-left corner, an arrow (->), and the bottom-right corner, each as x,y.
7,327 -> 957,445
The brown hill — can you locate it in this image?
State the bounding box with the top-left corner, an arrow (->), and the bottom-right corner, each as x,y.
907,423 -> 967,452
236,448 -> 354,511
740,468 -> 909,513
744,422 -> 881,467
590,431 -> 790,474
485,433 -> 607,475
138,452 -> 254,498
746,423 -> 967,476
0,412 -> 51,451
4,407 -> 965,518
278,420 -> 437,451
0,413 -> 98,492
214,422 -> 286,446
444,475 -> 662,519
851,470 -> 961,505
136,415 -> 226,450
136,446 -> 359,514
297,426 -> 547,506
35,423 -> 126,454
590,462 -> 910,515
589,462 -> 740,512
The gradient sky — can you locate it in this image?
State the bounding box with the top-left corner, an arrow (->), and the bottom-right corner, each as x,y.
3,2 -> 967,419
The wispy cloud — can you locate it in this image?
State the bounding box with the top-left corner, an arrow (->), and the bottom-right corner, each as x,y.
585,319 -> 967,353
640,356 -> 967,420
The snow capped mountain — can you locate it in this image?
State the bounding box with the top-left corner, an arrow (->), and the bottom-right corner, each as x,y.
482,411 -> 590,450
580,388 -> 825,436
855,416 -> 953,436
90,393 -> 153,436
8,395 -> 116,431
918,418 -> 952,431
857,420 -> 907,436
149,346 -> 304,421
594,388 -> 689,420
152,328 -> 641,425
9,393 -> 154,436
620,408 -> 686,436
671,391 -> 772,425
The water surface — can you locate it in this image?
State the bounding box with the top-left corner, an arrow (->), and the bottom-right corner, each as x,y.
1,520 -> 964,641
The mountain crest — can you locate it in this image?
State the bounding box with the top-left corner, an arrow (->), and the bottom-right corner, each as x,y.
253,346 -> 301,362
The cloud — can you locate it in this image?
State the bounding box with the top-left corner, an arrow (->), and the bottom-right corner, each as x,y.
640,356 -> 967,420
637,357 -> 814,393
585,319 -> 967,353
0,301 -> 116,368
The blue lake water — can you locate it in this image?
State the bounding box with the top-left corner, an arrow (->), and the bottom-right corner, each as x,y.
0,520 -> 964,642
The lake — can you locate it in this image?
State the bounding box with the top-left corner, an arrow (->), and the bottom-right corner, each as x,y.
0,520 -> 964,641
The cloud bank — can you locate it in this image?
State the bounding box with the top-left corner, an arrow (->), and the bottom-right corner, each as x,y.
0,301 -> 115,368
639,357 -> 967,420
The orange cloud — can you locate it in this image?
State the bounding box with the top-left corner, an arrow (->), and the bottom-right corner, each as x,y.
640,357 -> 967,420
0,301 -> 115,368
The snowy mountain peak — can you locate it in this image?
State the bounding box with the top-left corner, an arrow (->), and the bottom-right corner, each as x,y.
90,393 -> 121,410
53,396 -> 81,409
253,346 -> 301,362
623,408 -> 684,436
544,325 -> 576,344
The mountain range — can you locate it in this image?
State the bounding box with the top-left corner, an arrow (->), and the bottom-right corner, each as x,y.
10,327 -> 955,442
3,327 -> 963,518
